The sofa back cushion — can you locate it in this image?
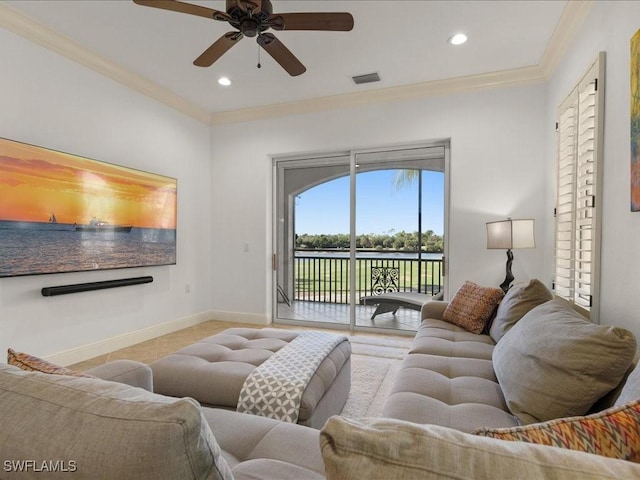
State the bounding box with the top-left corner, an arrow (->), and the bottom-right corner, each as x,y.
493,300 -> 637,425
0,364 -> 233,480
489,279 -> 552,342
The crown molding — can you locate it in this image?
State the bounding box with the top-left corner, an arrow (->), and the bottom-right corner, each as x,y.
0,1 -> 592,126
210,65 -> 546,125
0,3 -> 211,125
539,0 -> 594,78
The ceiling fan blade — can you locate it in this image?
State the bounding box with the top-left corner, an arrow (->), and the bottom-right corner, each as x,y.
258,33 -> 306,76
133,0 -> 230,21
194,32 -> 243,67
269,12 -> 354,31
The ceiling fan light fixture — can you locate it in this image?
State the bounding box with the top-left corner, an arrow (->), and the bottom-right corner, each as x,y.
449,33 -> 468,46
218,77 -> 232,86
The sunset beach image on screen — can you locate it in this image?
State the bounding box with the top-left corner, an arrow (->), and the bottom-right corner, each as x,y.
0,137 -> 177,277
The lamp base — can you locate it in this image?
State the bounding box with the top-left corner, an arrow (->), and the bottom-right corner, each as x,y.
499,249 -> 514,293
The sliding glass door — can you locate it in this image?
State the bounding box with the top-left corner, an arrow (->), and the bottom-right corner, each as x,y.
274,153 -> 351,326
273,142 -> 448,332
354,146 -> 446,330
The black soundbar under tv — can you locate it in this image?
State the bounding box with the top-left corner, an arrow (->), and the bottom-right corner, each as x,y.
41,276 -> 153,296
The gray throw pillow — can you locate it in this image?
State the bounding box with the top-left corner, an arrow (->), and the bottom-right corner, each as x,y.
489,279 -> 553,342
493,300 -> 637,425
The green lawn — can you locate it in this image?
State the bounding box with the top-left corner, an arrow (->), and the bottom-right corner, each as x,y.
294,256 -> 443,303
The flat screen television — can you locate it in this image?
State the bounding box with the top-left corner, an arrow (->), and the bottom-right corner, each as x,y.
0,137 -> 177,277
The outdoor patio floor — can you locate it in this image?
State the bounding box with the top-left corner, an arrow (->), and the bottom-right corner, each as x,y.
276,300 -> 421,332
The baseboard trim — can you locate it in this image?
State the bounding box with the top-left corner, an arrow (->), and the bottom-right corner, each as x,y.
210,310 -> 271,326
46,312 -> 214,366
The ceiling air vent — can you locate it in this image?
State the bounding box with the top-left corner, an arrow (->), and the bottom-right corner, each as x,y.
352,72 -> 381,85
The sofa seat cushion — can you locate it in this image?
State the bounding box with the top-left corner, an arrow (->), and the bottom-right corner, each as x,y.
410,318 -> 495,360
494,300 -> 637,425
202,408 -> 325,480
319,416 -> 640,480
0,363 -> 233,480
382,353 -> 518,431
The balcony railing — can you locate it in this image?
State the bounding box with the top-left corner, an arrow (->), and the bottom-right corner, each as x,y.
294,250 -> 443,304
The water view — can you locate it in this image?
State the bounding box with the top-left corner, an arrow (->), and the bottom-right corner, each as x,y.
0,220 -> 176,277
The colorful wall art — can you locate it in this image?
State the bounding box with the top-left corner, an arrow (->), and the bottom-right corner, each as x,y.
631,28 -> 640,211
0,137 -> 177,277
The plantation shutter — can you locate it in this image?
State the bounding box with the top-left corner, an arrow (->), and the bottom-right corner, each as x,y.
554,96 -> 577,302
553,53 -> 604,321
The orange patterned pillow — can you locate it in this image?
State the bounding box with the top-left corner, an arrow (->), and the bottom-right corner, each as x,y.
474,399 -> 640,462
7,348 -> 92,378
442,281 -> 504,334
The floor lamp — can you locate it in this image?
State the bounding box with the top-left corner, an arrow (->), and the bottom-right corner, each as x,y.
486,219 -> 535,292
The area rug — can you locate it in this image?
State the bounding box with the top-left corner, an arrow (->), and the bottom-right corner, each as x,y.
339,334 -> 412,419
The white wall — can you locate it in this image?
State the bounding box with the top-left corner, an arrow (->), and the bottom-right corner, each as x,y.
0,28 -> 212,361
546,1 -> 640,340
8,0 -> 637,360
211,84 -> 549,323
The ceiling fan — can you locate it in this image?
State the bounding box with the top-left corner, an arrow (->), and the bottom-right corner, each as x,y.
133,0 -> 354,76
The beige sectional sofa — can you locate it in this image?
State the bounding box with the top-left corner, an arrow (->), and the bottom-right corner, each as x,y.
383,280 -> 637,431
2,279 -> 640,479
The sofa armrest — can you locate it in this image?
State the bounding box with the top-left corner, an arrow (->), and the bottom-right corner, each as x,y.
421,300 -> 449,320
86,360 -> 153,392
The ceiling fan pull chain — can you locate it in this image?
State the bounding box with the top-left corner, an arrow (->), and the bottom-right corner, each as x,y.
257,44 -> 261,69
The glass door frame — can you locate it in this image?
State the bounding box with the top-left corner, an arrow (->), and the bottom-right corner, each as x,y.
273,151 -> 352,331
272,140 -> 450,333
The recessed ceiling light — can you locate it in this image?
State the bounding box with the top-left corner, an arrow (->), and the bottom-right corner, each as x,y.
218,77 -> 232,86
448,33 -> 468,46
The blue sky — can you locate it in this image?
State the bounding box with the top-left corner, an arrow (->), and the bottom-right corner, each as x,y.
295,169 -> 444,235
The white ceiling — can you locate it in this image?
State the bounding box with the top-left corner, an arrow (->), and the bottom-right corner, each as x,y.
2,0 -> 577,122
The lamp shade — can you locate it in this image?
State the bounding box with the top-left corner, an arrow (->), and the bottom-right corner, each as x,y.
486,219 -> 535,249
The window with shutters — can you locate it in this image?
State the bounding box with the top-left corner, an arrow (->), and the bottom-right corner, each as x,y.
554,52 -> 605,322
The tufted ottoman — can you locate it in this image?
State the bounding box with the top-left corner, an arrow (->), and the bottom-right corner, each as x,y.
150,328 -> 351,429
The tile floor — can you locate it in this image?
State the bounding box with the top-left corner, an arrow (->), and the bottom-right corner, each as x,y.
69,320 -> 251,372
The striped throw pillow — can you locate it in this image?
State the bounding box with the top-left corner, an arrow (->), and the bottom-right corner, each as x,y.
474,399 -> 640,462
8,348 -> 92,378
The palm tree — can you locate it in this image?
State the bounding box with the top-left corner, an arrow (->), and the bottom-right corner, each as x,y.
393,169 -> 425,292
392,169 -> 420,190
